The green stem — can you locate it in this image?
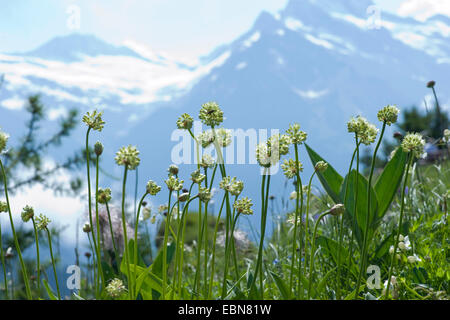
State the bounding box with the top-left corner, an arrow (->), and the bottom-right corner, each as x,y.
46,228 -> 60,299
133,192 -> 148,298
385,154 -> 412,298
120,166 -> 133,299
0,221 -> 8,298
162,190 -> 172,299
95,155 -> 105,292
356,122 -> 386,298
303,172 -> 316,285
105,202 -> 119,266
0,159 -> 32,299
31,217 -> 41,292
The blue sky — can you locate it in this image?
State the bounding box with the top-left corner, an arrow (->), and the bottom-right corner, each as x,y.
0,0 -> 411,58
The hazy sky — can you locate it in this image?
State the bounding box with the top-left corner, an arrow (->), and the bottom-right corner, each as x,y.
0,0 -> 445,59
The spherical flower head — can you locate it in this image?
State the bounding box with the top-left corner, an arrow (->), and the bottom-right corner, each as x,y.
360,123 -> 378,145
197,130 -> 215,149
286,123 -> 307,145
377,105 -> 400,126
407,254 -> 421,264
82,110 -> 105,132
200,154 -> 215,168
230,180 -> 244,197
94,141 -> 104,156
219,177 -> 244,196
165,176 -> 184,191
314,161 -> 328,173
191,169 -> 206,184
215,128 -> 232,147
21,205 -> 34,222
198,187 -> 212,203
0,201 -> 7,213
146,180 -> 161,195
268,134 -> 290,156
106,278 -> 126,298
256,136 -> 285,168
199,102 -> 224,127
443,129 -> 450,143
0,130 -> 9,153
36,213 -> 51,230
233,197 -> 253,215
168,164 -> 179,176
401,133 -> 425,158
348,116 -> 378,145
176,113 -> 194,130
83,222 -> 91,233
281,158 -> 303,179
115,145 -> 140,170
97,188 -> 111,204
329,204 -> 345,216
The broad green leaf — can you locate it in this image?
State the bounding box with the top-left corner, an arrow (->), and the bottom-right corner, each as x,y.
305,144 -> 344,203
316,236 -> 358,278
270,272 -> 290,299
374,147 -> 407,219
150,242 -> 175,279
344,285 -> 365,300
340,170 -> 379,249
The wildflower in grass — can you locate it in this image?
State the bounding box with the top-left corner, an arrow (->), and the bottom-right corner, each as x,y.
198,187 -> 212,203
191,169 -> 206,184
256,143 -> 271,167
168,164 -> 179,176
377,105 -> 400,125
146,180 -> 161,195
0,130 -> 9,153
165,176 -> 184,191
282,158 -> 303,179
382,276 -> 398,297
230,180 -> 244,196
329,204 -> 345,216
197,130 -> 215,148
398,235 -> 411,251
115,145 -> 140,170
83,222 -> 91,233
286,213 -> 301,225
347,116 -> 378,145
444,129 -> 450,143
82,110 -> 105,131
401,133 -> 425,158
94,141 -> 104,156
176,113 -> 194,130
106,278 -> 126,298
233,197 -> 253,215
20,205 -> 34,222
215,128 -> 232,147
268,134 -> 291,156
97,188 -> 111,204
286,123 -> 307,145
0,201 -> 7,212
219,176 -> 244,196
407,254 -> 421,264
314,161 -> 328,173
35,214 -> 51,230
199,102 -> 224,127
200,154 -> 215,168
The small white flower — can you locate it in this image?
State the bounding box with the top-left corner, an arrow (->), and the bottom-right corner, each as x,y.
407,254 -> 421,264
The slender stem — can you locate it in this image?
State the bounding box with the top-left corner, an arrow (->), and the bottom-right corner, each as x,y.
385,154 -> 412,298
0,221 -> 8,298
162,191 -> 172,299
336,146 -> 358,299
94,155 -> 105,291
308,211 -> 331,299
0,159 -> 32,299
120,166 -> 133,299
133,192 -> 148,298
105,202 -> 119,265
356,123 -> 386,298
31,217 -> 41,292
261,173 -> 271,299
46,228 -> 61,299
303,172 -> 316,283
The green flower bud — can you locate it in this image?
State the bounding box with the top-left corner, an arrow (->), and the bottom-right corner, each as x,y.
329,204 -> 345,216
82,110 -> 105,131
176,113 -> 194,130
94,141 -> 104,156
0,201 -> 8,213
115,145 -> 140,170
281,159 -> 303,179
36,213 -> 51,230
401,133 -> 425,158
165,176 -> 184,191
198,187 -> 212,203
233,197 -> 253,215
191,169 -> 206,184
199,102 -> 224,127
97,188 -> 112,204
178,192 -> 190,202
21,205 -> 34,222
168,164 -> 179,176
377,105 -> 399,126
146,180 -> 161,195
314,161 -> 328,173
83,222 -> 91,233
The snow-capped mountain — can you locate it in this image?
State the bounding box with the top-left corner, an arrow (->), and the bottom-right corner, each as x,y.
1,0 -> 450,235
